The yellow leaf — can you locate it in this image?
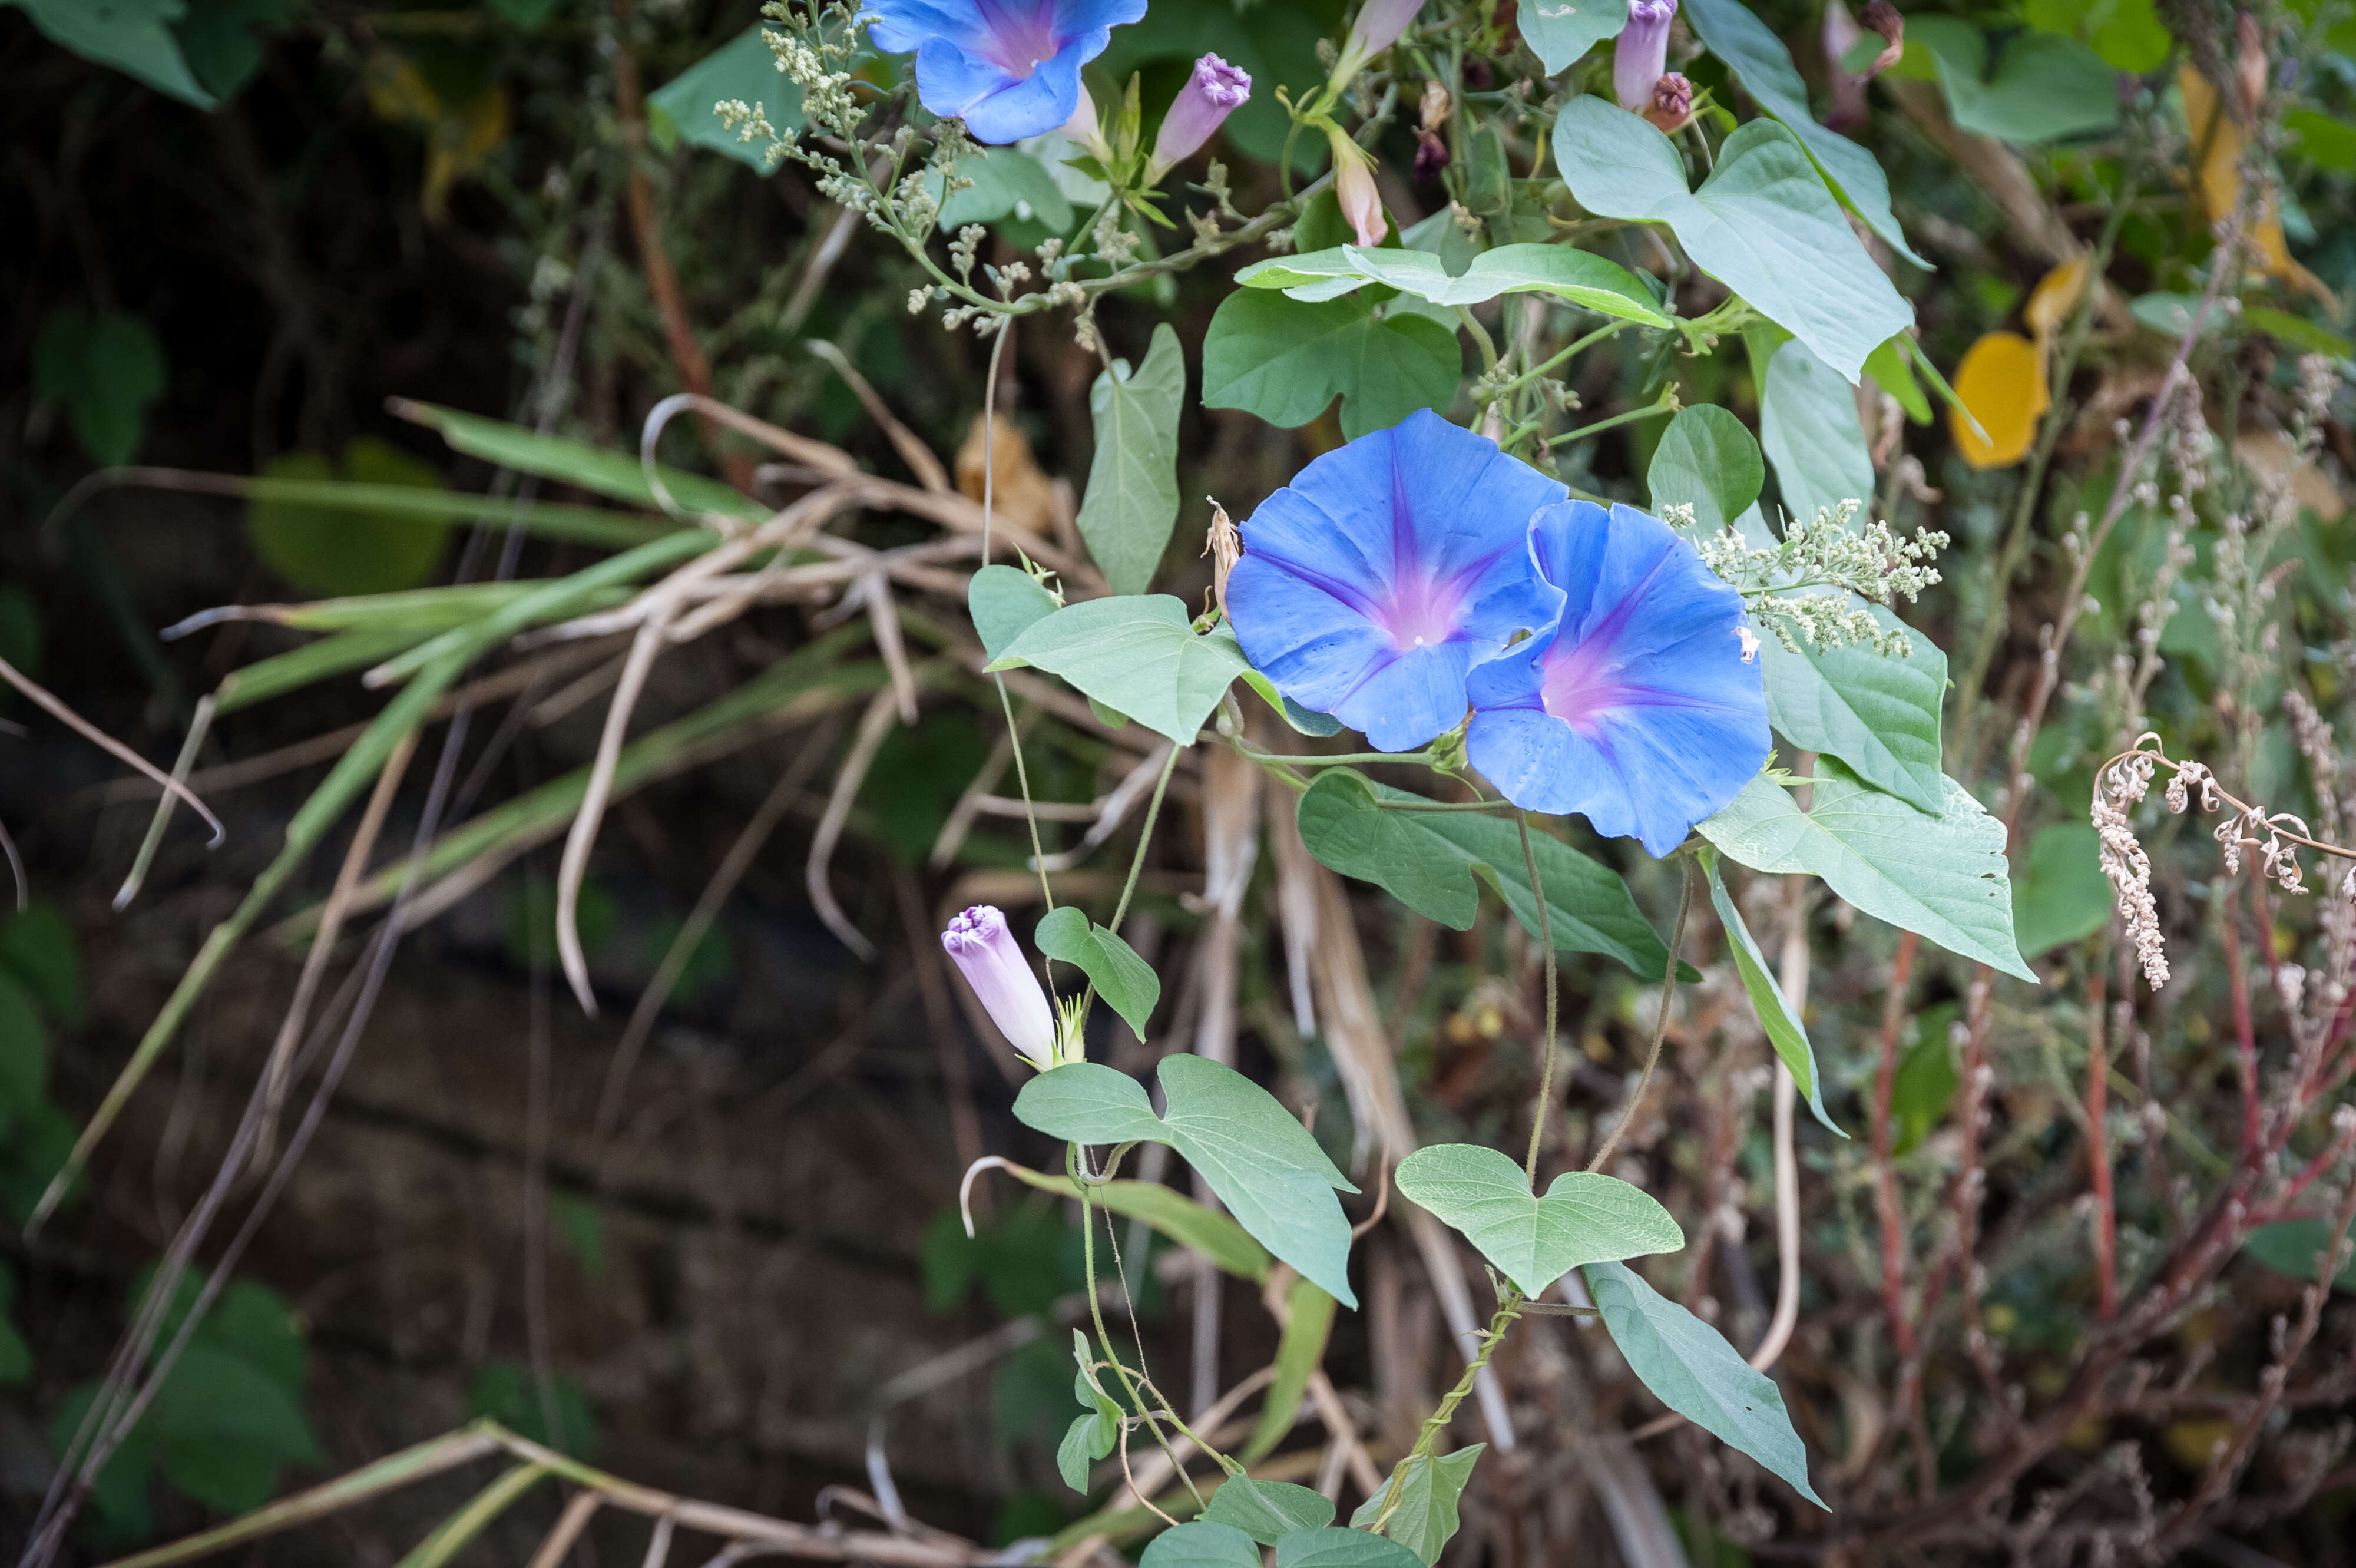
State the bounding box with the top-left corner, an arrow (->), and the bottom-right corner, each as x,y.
2024,256 -> 2089,349
2178,67 -> 2334,303
1950,330 -> 2047,469
422,87 -> 511,221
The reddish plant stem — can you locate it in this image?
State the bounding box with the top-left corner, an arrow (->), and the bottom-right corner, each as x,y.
2084,967 -> 2116,1319
1871,929 -> 1920,1358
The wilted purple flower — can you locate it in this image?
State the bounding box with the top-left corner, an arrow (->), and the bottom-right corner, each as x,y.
1614,0 -> 1679,113
1414,127 -> 1450,180
866,0 -> 1146,145
1149,54 -> 1251,177
1465,501 -> 1768,856
941,904 -> 1060,1071
1643,72 -> 1694,134
1226,411 -> 1565,753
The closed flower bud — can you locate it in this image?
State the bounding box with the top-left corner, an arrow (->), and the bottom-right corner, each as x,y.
1348,0 -> 1422,62
1150,54 -> 1251,178
1063,83 -> 1112,163
1643,72 -> 1694,134
1338,157 -> 1386,245
1615,0 -> 1679,113
941,905 -> 1060,1071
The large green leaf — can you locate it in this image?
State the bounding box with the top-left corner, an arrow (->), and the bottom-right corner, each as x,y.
31,306 -> 169,468
1518,2 -> 1623,73
2011,822 -> 2113,960
1201,291 -> 1461,440
1077,323 -> 1185,596
1141,1522 -> 1263,1568
1757,605 -> 1946,814
1201,1478 -> 1335,1544
1648,405 -> 1764,537
1554,98 -> 1911,383
5,0 -> 215,108
1697,763 -> 2035,981
0,972 -> 48,1120
1584,1261 -> 1824,1506
990,595 -> 1248,745
1236,244 -> 1671,329
1757,338 -> 1874,524
1907,18 -> 2120,144
647,24 -> 803,168
1276,1528 -> 1428,1568
1394,1144 -> 1682,1296
2242,1215 -> 2356,1293
1700,851 -> 1840,1134
1294,771 -> 1685,981
1035,907 -> 1160,1039
968,565 -> 1060,662
2022,0 -> 2171,72
1014,1056 -> 1361,1306
0,901 -> 81,1027
1348,1446 -> 1484,1566
931,146 -> 1078,231
1681,0 -> 1929,267
246,439 -> 451,598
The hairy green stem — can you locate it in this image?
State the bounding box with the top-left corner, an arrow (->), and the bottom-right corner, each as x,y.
1370,1292 -> 1524,1536
1518,813 -> 1560,1185
1482,319 -> 1631,404
1545,395 -> 1676,449
1076,1164 -> 1207,1506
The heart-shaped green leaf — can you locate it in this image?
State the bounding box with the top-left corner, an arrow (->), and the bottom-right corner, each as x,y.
1035,907 -> 1160,1039
1394,1144 -> 1682,1296
1015,1057 -> 1360,1306
1201,1477 -> 1334,1544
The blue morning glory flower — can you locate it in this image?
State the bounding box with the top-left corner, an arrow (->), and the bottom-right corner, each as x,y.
1226,411 -> 1566,753
866,0 -> 1145,145
1466,500 -> 1769,856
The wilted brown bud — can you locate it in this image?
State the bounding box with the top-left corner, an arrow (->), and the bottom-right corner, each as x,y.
1203,497 -> 1240,620
1643,72 -> 1695,135
2236,11 -> 2268,118
1419,78 -> 1451,131
1859,0 -> 1904,77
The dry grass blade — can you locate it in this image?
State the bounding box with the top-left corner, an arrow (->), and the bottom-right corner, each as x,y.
258,729 -> 419,1164
0,654 -> 224,845
525,1491 -> 604,1568
0,813 -> 24,911
114,694 -> 215,911
929,724 -> 1018,869
808,683 -> 909,960
863,572 -> 921,725
1035,742 -> 1176,874
642,390 -> 859,488
92,1429 -> 504,1568
557,614 -> 674,1014
640,1514 -> 677,1568
808,340 -> 950,493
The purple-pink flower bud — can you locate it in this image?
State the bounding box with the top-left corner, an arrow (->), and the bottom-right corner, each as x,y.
1151,54 -> 1251,176
1346,0 -> 1424,62
1614,0 -> 1679,113
941,905 -> 1058,1071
